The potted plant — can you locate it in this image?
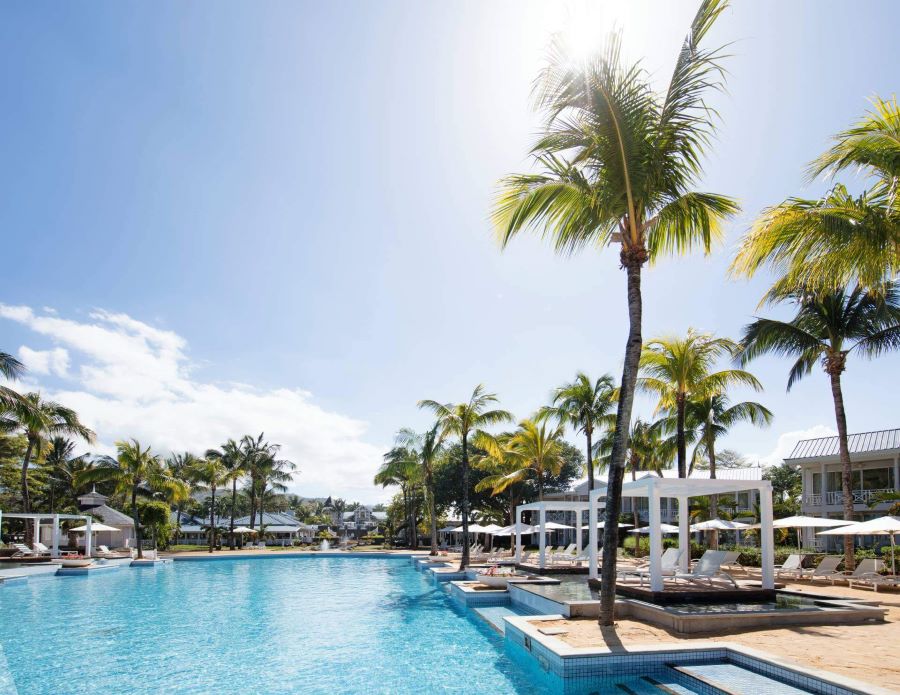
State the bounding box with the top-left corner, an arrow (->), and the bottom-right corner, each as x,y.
475,565 -> 521,588
58,555 -> 94,568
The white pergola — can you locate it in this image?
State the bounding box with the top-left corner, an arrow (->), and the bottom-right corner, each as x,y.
514,500 -> 591,569
0,511 -> 95,558
588,477 -> 775,592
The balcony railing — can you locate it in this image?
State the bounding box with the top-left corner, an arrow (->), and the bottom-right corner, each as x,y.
804,488 -> 894,506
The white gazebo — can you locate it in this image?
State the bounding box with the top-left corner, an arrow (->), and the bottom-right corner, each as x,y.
589,477 -> 775,591
0,511 -> 97,557
514,500 -> 591,569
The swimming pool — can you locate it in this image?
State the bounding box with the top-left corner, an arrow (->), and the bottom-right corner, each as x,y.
0,556 -> 555,694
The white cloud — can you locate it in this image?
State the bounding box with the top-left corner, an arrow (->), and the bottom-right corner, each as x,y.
17,346 -> 70,377
0,304 -> 387,502
748,425 -> 837,468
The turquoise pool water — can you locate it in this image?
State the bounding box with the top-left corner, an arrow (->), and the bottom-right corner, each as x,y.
0,557 -> 550,694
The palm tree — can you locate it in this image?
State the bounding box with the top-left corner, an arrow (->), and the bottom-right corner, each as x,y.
419,385 -> 513,568
739,283 -> 900,569
191,457 -> 230,553
639,331 -> 763,479
395,425 -> 445,554
255,449 -> 295,534
474,432 -> 525,527
164,452 -> 201,540
43,436 -> 96,512
539,373 -> 616,493
375,446 -> 420,549
492,1 -> 737,624
5,393 -> 94,523
0,352 -> 25,409
732,97 -> 899,294
206,440 -> 245,549
240,433 -> 270,529
682,393 -> 772,547
77,439 -> 188,559
479,419 -> 566,501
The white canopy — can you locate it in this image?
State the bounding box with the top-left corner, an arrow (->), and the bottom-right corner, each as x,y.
690,518 -> 751,532
596,521 -> 634,529
772,515 -> 854,529
630,523 -> 679,534
232,526 -> 257,534
543,521 -> 573,530
71,522 -> 119,532
482,524 -> 503,533
818,516 -> 900,574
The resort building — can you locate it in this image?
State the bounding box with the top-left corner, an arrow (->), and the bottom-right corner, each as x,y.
786,428 -> 900,550
73,489 -> 136,550
171,510 -> 316,546
339,507 -> 387,538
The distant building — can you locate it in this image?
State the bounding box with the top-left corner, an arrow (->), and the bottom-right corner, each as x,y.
75,489 -> 136,550
786,428 -> 899,550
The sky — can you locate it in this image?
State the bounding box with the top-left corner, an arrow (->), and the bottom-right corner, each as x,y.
1,1 -> 897,504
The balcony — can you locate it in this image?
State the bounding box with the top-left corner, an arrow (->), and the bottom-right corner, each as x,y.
804,488 -> 894,506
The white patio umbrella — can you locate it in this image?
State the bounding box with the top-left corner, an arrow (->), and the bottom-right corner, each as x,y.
751,515 -> 852,551
232,526 -> 257,534
482,524 -> 503,533
630,523 -> 679,534
595,521 -> 634,529
70,522 -> 119,532
817,515 -> 900,575
542,521 -> 573,530
689,518 -> 751,532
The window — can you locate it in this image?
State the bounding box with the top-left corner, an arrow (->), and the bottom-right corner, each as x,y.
811,472 -> 822,495
862,467 -> 894,491
827,471 -> 842,492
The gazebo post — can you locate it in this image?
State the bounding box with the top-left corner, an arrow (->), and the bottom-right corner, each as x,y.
649,484 -> 663,592
538,505 -> 546,570
515,506 -> 522,563
760,484 -> 775,589
84,516 -> 93,558
678,496 -> 690,572
51,514 -> 60,558
588,492 -> 598,580
575,510 -> 583,556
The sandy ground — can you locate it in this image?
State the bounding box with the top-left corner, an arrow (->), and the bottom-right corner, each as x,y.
536,580 -> 900,691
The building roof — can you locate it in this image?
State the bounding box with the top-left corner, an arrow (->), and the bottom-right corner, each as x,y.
92,505 -> 135,527
785,428 -> 900,460
550,467 -> 765,499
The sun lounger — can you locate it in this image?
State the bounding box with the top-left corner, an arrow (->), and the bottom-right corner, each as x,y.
31,542 -> 52,557
671,550 -> 738,588
774,554 -> 807,578
12,543 -> 35,558
826,558 -> 884,585
801,555 -> 843,581
849,571 -> 900,592
617,547 -> 684,586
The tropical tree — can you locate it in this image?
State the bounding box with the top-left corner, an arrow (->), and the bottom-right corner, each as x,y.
478,419 -> 566,501
255,449 -> 295,532
77,439 -> 188,559
492,0 -> 737,623
375,446 -> 420,549
732,96 -> 899,294
190,457 -> 230,553
638,331 -> 763,478
538,372 -> 616,492
43,436 -> 95,512
206,439 -> 246,549
5,393 -> 94,523
419,385 -> 513,568
474,432 -> 525,528
0,351 -> 25,409
164,452 -> 202,539
394,425 -> 445,554
739,283 -> 900,568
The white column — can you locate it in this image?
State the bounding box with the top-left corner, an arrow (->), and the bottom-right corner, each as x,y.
84,517 -> 93,558
51,514 -> 60,558
678,496 -> 690,572
515,507 -> 522,563
649,486 -> 663,592
760,484 -> 775,589
538,506 -> 547,569
589,493 -> 598,580
575,508 -> 583,555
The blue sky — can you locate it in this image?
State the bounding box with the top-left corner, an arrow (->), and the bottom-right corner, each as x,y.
1,1 -> 897,502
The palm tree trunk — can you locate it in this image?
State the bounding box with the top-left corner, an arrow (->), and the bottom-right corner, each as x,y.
249,476 -> 258,529
600,251 -> 644,626
676,396 -> 687,479
829,368 -> 855,570
21,437 -> 35,516
585,428 -> 594,492
132,487 -> 143,560
229,478 -> 237,550
258,483 -> 266,545
708,430 -> 719,550
460,431 -> 471,570
427,470 -> 438,555
209,486 -> 216,553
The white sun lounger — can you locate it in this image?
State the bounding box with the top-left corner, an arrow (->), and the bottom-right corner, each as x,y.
671,550 -> 738,588
850,570 -> 900,592
12,543 -> 35,557
617,548 -> 684,586
827,558 -> 884,585
774,554 -> 807,578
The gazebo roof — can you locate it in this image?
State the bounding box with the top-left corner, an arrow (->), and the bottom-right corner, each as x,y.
591,476 -> 771,500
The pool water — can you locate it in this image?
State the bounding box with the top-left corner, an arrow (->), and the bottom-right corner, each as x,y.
0,557 -> 551,695
665,593 -> 829,614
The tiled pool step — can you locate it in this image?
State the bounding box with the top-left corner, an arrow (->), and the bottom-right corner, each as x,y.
674,662 -> 814,695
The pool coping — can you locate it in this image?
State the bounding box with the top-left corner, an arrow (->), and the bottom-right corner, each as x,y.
170,551 -> 422,561
504,614 -> 895,695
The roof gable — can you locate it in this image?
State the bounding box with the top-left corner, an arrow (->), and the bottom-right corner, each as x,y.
786,428 -> 900,460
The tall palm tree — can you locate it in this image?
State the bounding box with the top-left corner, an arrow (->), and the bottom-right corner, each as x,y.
5,393 -> 94,522
419,385 -> 513,568
732,97 -> 899,294
375,446 -> 420,549
539,373 -> 616,493
240,433 -> 270,529
395,425 -> 445,554
191,457 -> 230,553
474,432 -> 525,527
255,449 -> 295,535
206,440 -> 245,549
479,419 -> 566,501
492,1 -> 737,623
77,439 -> 188,559
43,436 -> 96,512
739,283 -> 900,568
0,352 -> 25,409
682,393 -> 772,547
164,452 -> 201,540
638,331 -> 762,479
